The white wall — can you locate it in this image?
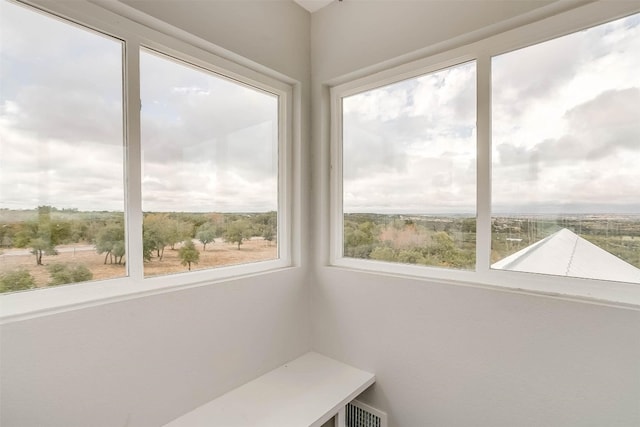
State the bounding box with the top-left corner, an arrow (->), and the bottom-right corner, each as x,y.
2,270 -> 310,426
119,0 -> 311,82
0,1 -> 312,426
310,1 -> 640,426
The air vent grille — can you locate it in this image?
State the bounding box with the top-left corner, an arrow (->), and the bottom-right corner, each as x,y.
346,400 -> 387,427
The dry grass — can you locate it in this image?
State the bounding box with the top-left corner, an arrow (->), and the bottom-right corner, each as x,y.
0,238 -> 277,288
145,238 -> 277,277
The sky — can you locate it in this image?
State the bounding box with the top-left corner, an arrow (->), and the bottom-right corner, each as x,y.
344,12 -> 640,215
343,61 -> 476,214
139,50 -> 278,213
0,0 -> 278,213
1,1 -> 638,216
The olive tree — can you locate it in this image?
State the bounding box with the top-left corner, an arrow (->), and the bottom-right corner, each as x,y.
178,240 -> 200,271
96,223 -> 125,264
224,220 -> 251,250
196,222 -> 217,251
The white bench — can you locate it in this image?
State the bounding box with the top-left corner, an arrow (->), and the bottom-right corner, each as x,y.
163,352 -> 375,427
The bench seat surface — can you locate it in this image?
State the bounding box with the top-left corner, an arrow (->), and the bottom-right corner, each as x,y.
163,352 -> 375,427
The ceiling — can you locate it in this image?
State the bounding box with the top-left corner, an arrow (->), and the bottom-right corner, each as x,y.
294,0 -> 334,13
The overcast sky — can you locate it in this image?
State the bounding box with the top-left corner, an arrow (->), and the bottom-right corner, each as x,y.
344,12 -> 640,215
139,50 -> 278,213
1,1 -> 638,215
343,61 -> 476,214
0,0 -> 278,213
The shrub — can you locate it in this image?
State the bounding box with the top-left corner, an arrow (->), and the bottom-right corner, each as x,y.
0,269 -> 36,293
48,263 -> 93,286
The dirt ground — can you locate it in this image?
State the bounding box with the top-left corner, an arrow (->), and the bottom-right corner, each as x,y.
0,238 -> 277,288
145,238 -> 277,277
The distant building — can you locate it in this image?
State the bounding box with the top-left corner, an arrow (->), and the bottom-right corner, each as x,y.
492,228 -> 640,283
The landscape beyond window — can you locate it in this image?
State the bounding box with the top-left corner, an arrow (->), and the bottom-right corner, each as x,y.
140,49 -> 279,277
341,61 -> 477,270
0,0 -> 125,293
491,13 -> 640,283
0,0 -> 284,294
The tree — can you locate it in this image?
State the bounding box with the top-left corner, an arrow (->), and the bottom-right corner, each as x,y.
0,224 -> 14,248
142,233 -> 154,262
262,226 -> 275,246
196,222 -> 217,251
397,249 -> 426,264
344,220 -> 378,258
462,218 -> 476,233
144,214 -> 172,260
178,240 -> 200,271
112,240 -> 126,265
370,246 -> 397,262
18,207 -> 67,265
168,219 -> 192,250
30,236 -> 58,266
95,223 -> 125,264
0,269 -> 36,293
225,220 -> 250,250
431,231 -> 456,257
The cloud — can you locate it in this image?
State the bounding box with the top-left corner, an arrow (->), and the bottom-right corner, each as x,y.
343,62 -> 476,213
491,14 -> 640,214
342,13 -> 639,215
0,1 -> 125,211
139,50 -> 279,211
492,87 -> 640,212
0,2 -> 278,213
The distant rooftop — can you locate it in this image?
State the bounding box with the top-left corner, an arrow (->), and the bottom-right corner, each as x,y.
492,228 -> 640,283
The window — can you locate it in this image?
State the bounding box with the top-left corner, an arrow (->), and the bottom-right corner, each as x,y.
0,0 -> 125,293
140,49 -> 279,277
491,13 -> 640,283
332,6 -> 640,290
0,0 -> 291,298
340,62 -> 476,270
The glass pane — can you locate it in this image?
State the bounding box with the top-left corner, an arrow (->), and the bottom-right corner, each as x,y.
491,13 -> 640,283
140,49 -> 278,277
342,61 -> 477,270
0,1 -> 125,293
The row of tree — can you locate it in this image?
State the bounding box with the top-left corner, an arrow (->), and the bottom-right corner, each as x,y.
141,213 -> 276,265
0,207 -> 277,267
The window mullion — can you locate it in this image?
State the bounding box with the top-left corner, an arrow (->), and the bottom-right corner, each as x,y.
278,88 -> 293,266
476,54 -> 492,275
124,38 -> 144,282
329,90 -> 344,265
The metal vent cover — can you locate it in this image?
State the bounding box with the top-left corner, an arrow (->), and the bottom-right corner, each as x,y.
346,399 -> 388,427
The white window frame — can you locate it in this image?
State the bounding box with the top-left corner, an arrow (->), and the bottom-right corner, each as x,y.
330,1 -> 640,308
0,0 -> 296,322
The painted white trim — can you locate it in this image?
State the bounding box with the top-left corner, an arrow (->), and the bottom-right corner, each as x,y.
0,0 -> 299,323
124,38 -> 144,282
329,1 -> 640,308
328,88 -> 343,266
0,264 -> 298,324
476,54 -> 492,276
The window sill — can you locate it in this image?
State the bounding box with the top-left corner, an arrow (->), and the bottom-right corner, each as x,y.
328,259 -> 640,310
0,260 -> 294,324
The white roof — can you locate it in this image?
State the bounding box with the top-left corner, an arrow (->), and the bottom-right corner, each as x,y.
492,228 -> 640,283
